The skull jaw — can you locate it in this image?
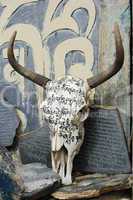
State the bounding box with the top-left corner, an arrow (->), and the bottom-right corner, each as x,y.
51,149 -> 74,185
51,126 -> 85,185
62,175 -> 72,185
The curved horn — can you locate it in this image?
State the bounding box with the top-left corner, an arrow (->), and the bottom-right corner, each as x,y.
7,31 -> 50,87
87,23 -> 124,89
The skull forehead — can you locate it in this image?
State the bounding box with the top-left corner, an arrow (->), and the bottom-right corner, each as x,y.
44,76 -> 87,112
47,76 -> 86,95
41,76 -> 88,129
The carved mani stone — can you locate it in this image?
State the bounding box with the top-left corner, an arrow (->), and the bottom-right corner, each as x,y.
74,106 -> 131,174
19,125 -> 51,166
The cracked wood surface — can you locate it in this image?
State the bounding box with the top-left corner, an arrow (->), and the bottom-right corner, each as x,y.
52,174 -> 132,200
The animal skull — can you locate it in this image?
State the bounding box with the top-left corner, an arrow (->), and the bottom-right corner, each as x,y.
40,76 -> 90,184
7,23 -> 124,185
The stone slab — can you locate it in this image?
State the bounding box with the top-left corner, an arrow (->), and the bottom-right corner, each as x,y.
74,106 -> 131,173
0,146 -> 60,200
19,125 -> 51,166
19,163 -> 61,199
0,146 -> 23,200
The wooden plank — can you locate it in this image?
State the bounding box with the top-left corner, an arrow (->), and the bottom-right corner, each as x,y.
52,174 -> 132,200
49,190 -> 131,200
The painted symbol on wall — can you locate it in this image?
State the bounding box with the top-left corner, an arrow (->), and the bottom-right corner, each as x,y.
0,0 -> 96,126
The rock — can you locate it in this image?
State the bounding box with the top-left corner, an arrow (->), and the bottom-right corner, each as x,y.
0,136 -> 61,200
19,125 -> 51,166
0,146 -> 24,200
74,106 -> 131,174
0,146 -> 61,200
18,163 -> 61,199
52,174 -> 132,200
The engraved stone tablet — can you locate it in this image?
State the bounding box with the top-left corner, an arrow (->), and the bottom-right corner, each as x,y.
0,102 -> 19,147
19,125 -> 51,166
74,106 -> 131,173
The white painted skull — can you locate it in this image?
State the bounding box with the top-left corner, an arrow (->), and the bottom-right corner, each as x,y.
8,24 -> 124,185
40,76 -> 90,184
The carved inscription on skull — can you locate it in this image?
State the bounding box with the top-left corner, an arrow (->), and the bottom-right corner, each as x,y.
40,76 -> 90,184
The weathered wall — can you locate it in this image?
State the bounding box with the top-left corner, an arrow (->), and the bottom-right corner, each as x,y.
95,0 -> 131,148
0,0 -> 130,144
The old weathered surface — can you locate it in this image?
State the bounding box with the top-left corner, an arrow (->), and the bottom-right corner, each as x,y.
74,106 -> 131,173
52,174 -> 132,200
0,146 -> 23,200
95,0 -> 130,150
19,163 -> 61,200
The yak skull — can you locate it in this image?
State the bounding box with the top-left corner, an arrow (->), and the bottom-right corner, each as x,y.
7,23 -> 124,185
40,76 -> 90,184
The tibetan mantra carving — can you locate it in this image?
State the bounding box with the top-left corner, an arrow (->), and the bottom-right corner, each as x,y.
7,22 -> 124,184
41,77 -> 89,184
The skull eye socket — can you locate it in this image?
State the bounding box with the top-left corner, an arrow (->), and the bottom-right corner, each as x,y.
71,106 -> 89,125
78,105 -> 89,122
71,115 -> 80,126
78,105 -> 88,114
79,106 -> 85,113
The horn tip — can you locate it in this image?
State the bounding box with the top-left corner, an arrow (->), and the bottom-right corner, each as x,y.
13,31 -> 17,38
10,31 -> 17,42
9,31 -> 17,46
